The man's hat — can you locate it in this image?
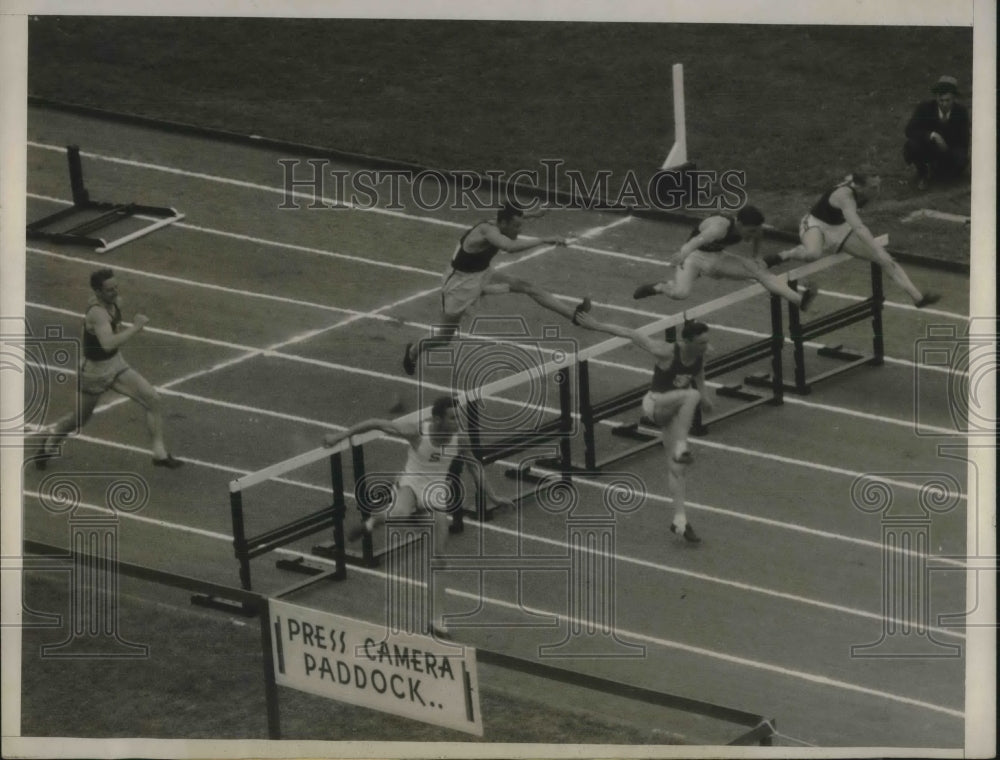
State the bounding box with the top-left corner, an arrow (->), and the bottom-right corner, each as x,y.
931,75 -> 959,95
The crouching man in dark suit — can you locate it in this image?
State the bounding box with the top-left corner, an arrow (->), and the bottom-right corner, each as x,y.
903,75 -> 971,190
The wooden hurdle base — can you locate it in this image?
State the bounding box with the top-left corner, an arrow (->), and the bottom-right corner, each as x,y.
310,532 -> 424,569
458,499 -> 501,523
744,342 -> 878,396
715,383 -> 765,403
312,538 -> 378,568
190,594 -> 258,617
500,461 -> 582,505
275,556 -> 328,576
272,564 -> 345,599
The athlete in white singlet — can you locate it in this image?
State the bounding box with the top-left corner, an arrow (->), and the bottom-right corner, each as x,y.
323,396 -> 512,634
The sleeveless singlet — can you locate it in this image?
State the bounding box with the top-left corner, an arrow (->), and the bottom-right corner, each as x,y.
403,424 -> 460,476
810,184 -> 867,225
650,345 -> 703,393
690,215 -> 741,252
83,300 -> 122,361
450,222 -> 501,273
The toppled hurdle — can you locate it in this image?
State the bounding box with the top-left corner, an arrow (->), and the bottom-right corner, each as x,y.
26,145 -> 184,253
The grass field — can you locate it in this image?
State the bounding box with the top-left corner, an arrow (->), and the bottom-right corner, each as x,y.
27,17 -> 973,265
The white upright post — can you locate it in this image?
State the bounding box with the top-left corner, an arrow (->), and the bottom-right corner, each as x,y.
662,63 -> 687,170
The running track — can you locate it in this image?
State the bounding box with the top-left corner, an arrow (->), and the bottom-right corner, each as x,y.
17,106 -> 974,748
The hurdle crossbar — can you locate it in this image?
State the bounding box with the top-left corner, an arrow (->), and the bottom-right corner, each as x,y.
25,145 -> 184,252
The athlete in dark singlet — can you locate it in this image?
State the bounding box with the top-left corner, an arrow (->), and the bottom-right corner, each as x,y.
575,312 -> 712,544
36,268 -> 182,469
766,172 -> 940,308
633,205 -> 817,311
402,203 -> 592,375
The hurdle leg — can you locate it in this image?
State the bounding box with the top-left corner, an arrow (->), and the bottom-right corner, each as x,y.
191,490 -> 257,615
466,401 -> 490,521
447,458 -> 466,534
786,279 -> 810,394
691,403 -> 707,436
467,399 -> 484,461
870,262 -> 885,365
578,360 -> 598,470
67,145 -> 90,205
256,598 -> 282,738
230,491 -> 253,590
768,293 -> 785,405
329,452 -> 347,580
352,444 -> 377,567
557,364 -> 574,472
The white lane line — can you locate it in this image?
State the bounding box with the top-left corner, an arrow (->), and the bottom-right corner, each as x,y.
780,395 -> 959,435
26,147 -> 971,315
26,300 -> 966,478
24,256 -> 967,436
25,255 -> 444,415
25,206 -> 969,381
26,142 -> 460,230
19,490 -> 965,719
28,191 -> 443,277
28,247 -> 364,318
474,520 -> 964,641
443,589 -> 964,719
30,349 -> 969,513
24,421 -> 968,576
26,295 -> 966,495
23,209 -> 631,418
27,156 -> 649,266
825,288 -> 966,319
25,202 -> 629,308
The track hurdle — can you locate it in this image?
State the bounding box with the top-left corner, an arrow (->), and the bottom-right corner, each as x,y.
422,325 -> 579,521
596,291 -> 785,468
780,260 -> 885,394
578,255 -> 860,472
193,444 -> 354,613
26,145 -> 184,253
205,409 -> 455,602
449,256 -> 850,486
744,236 -> 888,396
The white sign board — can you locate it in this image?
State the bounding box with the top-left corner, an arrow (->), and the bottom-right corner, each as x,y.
269,599 -> 483,736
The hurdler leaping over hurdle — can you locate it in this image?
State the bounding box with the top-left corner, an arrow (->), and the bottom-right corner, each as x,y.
633,206 -> 819,312
763,171 -> 941,308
